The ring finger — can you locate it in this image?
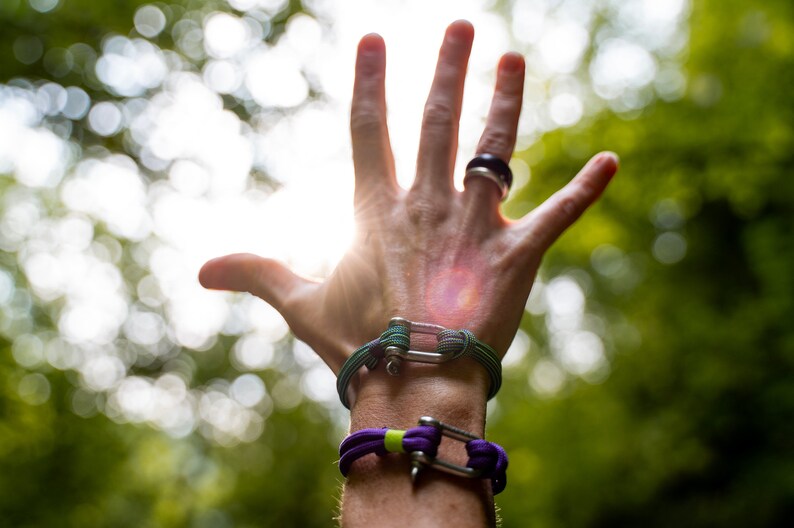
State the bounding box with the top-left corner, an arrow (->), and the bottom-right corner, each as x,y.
466,52 -> 525,204
412,20 -> 475,197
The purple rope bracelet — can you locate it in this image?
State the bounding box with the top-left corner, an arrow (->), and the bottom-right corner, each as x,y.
338,417 -> 508,494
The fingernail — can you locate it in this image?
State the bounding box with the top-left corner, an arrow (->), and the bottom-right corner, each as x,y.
500,52 -> 524,73
446,20 -> 473,43
359,33 -> 385,53
598,151 -> 620,171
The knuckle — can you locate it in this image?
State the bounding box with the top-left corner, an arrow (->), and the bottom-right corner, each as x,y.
422,102 -> 458,130
556,193 -> 582,221
404,194 -> 449,227
575,178 -> 600,199
478,130 -> 514,157
350,106 -> 384,136
497,89 -> 523,105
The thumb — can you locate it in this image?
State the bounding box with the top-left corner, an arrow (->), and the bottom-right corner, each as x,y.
199,253 -> 310,311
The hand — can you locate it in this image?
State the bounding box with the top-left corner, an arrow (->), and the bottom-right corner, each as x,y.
200,20 -> 618,525
199,20 -> 617,393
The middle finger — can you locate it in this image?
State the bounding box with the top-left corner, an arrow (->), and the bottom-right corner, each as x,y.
412,20 -> 474,197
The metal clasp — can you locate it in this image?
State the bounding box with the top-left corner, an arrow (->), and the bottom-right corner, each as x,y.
384,317 -> 455,376
410,416 -> 483,482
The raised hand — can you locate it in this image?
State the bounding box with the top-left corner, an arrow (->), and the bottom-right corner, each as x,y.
199,21 -> 618,378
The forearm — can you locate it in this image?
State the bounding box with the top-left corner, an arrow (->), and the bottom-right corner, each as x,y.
341,359 -> 494,527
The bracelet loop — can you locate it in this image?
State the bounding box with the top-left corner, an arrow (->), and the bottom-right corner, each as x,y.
335,317 -> 502,409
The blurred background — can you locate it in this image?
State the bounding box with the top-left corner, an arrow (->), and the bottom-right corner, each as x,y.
0,0 -> 791,526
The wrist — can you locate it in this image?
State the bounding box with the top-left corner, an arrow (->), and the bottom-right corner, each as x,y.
349,357 -> 489,433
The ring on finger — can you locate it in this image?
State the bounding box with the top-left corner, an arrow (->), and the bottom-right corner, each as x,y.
463,154 -> 513,201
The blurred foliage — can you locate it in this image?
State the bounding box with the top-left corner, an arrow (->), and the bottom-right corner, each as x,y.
1,1 -> 344,527
498,0 -> 794,526
1,0 -> 792,527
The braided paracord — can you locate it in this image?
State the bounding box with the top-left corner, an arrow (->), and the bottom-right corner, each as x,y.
335,321 -> 502,409
338,418 -> 509,494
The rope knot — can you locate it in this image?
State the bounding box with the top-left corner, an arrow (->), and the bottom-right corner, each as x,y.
458,329 -> 476,357
436,328 -> 475,358
402,425 -> 442,458
466,439 -> 509,494
362,325 -> 410,369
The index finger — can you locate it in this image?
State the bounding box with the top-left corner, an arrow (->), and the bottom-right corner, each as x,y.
351,34 -> 397,209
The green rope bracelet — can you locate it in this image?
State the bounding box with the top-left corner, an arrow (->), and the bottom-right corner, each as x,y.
336,318 -> 502,409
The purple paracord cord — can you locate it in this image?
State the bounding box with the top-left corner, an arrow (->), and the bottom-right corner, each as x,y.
466,439 -> 509,494
338,425 -> 441,476
338,424 -> 508,494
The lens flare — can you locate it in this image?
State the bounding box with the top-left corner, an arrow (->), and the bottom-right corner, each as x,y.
426,267 -> 481,328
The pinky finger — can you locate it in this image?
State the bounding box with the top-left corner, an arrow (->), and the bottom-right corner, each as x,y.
518,152 -> 619,251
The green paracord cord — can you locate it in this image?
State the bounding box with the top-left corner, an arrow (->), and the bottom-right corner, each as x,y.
336,320 -> 502,409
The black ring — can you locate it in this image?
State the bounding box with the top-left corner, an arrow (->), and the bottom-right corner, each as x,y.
465,154 -> 513,190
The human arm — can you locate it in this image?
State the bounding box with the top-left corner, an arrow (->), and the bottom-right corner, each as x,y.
199,20 -> 618,527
